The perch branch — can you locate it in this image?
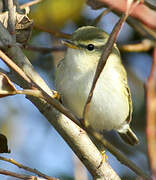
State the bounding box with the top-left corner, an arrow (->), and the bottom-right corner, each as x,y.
87,127 -> 149,179
0,156 -> 59,180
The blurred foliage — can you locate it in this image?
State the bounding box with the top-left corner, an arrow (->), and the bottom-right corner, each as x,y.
29,0 -> 85,29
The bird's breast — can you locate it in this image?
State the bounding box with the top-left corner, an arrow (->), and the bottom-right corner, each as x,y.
55,51 -> 130,131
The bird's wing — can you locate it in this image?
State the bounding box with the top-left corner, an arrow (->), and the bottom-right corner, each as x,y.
123,79 -> 133,124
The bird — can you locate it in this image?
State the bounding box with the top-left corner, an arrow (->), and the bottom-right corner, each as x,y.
55,26 -> 139,145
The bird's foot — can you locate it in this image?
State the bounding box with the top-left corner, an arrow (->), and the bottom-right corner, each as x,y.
52,90 -> 61,101
98,150 -> 108,168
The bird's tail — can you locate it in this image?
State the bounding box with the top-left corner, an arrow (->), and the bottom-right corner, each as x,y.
118,127 -> 139,146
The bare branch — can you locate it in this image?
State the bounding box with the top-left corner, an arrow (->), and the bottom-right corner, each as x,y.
83,13 -> 128,123
87,0 -> 156,30
144,0 -> 156,10
146,46 -> 156,179
34,26 -> 71,39
126,17 -> 156,41
118,39 -> 154,52
87,127 -> 150,180
91,8 -> 111,26
0,50 -> 32,84
0,168 -> 39,180
23,45 -> 66,53
0,156 -> 59,180
8,0 -> 16,40
0,50 -> 80,127
20,0 -> 43,9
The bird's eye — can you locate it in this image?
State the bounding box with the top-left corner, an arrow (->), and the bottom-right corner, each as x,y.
87,44 -> 94,51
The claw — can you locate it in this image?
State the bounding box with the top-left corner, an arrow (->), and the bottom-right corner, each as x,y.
98,150 -> 108,168
52,90 -> 61,100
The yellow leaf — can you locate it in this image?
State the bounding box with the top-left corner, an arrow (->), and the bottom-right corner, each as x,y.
29,0 -> 85,29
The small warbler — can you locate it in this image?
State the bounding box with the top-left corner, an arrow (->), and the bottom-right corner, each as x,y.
55,26 -> 139,145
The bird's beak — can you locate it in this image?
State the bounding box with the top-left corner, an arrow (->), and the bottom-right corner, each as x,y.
62,40 -> 78,49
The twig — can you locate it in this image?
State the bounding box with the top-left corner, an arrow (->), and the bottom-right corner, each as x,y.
20,0 -> 43,9
0,168 -> 36,180
126,16 -> 156,41
146,46 -> 156,180
0,50 -> 80,127
83,13 -> 128,122
144,0 -> 156,10
23,45 -> 66,53
8,0 -> 16,40
0,50 -> 32,84
13,0 -> 21,12
0,156 -> 59,180
118,39 -> 154,52
87,0 -> 156,29
34,25 -> 71,39
91,8 -> 111,26
87,127 -> 150,180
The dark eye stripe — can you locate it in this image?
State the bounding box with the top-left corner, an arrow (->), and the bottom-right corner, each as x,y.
78,44 -> 104,51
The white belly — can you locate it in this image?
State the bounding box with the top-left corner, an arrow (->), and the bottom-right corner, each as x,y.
55,52 -> 130,131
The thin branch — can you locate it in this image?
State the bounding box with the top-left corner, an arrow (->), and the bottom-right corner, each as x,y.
87,127 -> 150,180
0,50 -> 32,84
0,50 -> 80,127
0,156 -> 59,180
144,0 -> 156,10
0,89 -> 44,98
118,39 -> 154,52
8,0 -> 16,40
20,0 -> 43,9
87,0 -> 156,30
23,45 -> 66,53
91,8 -> 111,26
34,26 -> 71,39
126,16 -> 156,41
83,13 -> 128,122
13,0 -> 21,12
146,46 -> 156,179
0,168 -> 37,180
106,8 -> 156,41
